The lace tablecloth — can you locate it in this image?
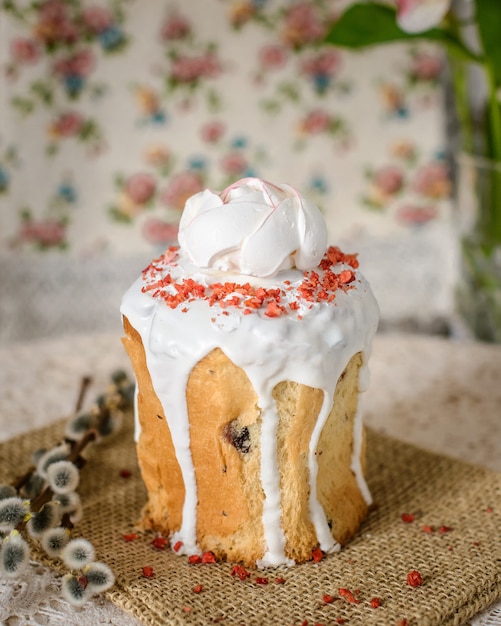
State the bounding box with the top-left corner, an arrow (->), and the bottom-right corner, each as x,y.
1,332 -> 500,625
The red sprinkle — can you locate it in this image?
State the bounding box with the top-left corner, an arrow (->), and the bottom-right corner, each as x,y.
335,620 -> 346,625
188,554 -> 202,564
119,469 -> 132,478
312,547 -> 323,563
275,577 -> 286,584
142,566 -> 154,578
265,299 -> 285,318
201,551 -> 216,564
255,577 -> 269,585
192,584 -> 203,594
486,506 -> 493,513
141,245 -> 359,320
370,597 -> 382,608
183,606 -> 191,613
77,575 -> 88,589
173,540 -> 183,552
339,269 -> 355,285
339,588 -> 360,604
421,524 -> 434,534
398,621 -> 409,626
231,565 -> 251,580
407,570 -> 423,587
152,536 -> 168,550
439,525 -> 453,534
401,512 -> 415,523
122,533 -> 138,542
322,594 -> 335,604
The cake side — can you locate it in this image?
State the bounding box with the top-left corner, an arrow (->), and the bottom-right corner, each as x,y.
186,347 -> 265,565
316,352 -> 368,546
122,316 -> 185,534
273,379 -> 322,563
124,307 -> 368,564
276,352 -> 366,563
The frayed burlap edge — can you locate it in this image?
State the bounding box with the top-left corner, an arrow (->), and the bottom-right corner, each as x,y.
1,415 -> 500,626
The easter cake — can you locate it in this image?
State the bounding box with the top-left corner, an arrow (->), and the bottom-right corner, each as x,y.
121,178 -> 379,566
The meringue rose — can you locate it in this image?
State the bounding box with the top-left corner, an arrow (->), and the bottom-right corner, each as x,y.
178,177 -> 328,278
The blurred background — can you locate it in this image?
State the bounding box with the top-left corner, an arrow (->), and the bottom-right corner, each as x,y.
0,0 -> 459,343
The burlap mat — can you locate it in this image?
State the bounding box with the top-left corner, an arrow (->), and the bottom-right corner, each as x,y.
1,415 -> 500,626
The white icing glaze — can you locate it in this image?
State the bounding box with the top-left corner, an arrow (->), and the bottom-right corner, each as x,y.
121,245 -> 379,565
307,390 -> 341,554
351,393 -> 373,507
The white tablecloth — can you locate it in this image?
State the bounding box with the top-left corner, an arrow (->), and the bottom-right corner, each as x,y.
1,332 -> 500,625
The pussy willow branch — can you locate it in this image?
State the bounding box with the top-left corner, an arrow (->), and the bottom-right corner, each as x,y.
29,429 -> 98,514
11,376 -> 94,494
75,376 -> 93,414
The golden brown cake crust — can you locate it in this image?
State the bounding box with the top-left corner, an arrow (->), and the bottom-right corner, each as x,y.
123,315 -> 367,565
122,316 -> 185,533
316,353 -> 368,545
187,347 -> 265,565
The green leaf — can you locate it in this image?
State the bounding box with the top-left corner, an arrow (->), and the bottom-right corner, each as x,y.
260,99 -> 281,114
30,80 -> 54,106
475,0 -> 501,86
277,81 -> 300,102
11,96 -> 35,115
20,207 -> 31,221
79,120 -> 97,140
324,3 -> 479,62
109,206 -> 133,223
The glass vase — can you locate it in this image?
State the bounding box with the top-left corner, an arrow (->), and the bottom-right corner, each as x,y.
454,152 -> 501,342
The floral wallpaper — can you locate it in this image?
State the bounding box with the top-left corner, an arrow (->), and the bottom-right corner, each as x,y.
0,0 -> 450,257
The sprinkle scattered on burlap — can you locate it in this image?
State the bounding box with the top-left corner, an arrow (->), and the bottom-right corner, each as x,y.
1,414 -> 500,626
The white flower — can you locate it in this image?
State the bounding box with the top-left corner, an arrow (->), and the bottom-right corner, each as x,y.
396,0 -> 450,33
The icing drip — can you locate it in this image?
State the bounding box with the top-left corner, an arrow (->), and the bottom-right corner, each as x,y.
351,393 -> 373,507
121,245 -> 379,564
308,390 -> 341,554
256,395 -> 294,567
